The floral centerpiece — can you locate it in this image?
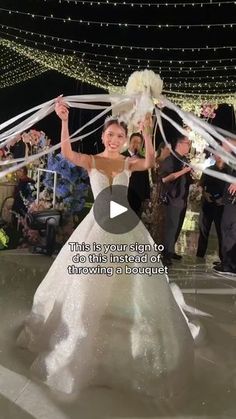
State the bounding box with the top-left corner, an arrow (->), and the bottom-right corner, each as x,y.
13,152 -> 90,248
6,130 -> 90,247
43,152 -> 89,214
5,130 -> 51,180
11,129 -> 51,153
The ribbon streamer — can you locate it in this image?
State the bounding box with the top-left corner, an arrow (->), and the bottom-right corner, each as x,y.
0,92 -> 235,186
0,97 -> 132,178
159,107 -> 236,167
155,106 -> 236,184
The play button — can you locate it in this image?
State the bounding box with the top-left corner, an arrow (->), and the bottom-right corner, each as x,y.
110,201 -> 128,219
93,185 -> 140,234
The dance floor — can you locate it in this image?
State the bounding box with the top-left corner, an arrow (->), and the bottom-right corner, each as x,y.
0,229 -> 236,418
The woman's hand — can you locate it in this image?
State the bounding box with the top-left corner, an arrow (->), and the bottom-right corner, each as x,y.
182,166 -> 191,174
228,183 -> 236,195
55,97 -> 69,121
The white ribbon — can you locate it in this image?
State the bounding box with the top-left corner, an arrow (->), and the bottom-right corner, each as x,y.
0,97 -> 133,179
0,92 -> 235,185
155,106 -> 236,184
159,107 -> 236,167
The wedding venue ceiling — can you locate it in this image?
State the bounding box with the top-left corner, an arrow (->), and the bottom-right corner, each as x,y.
0,0 -> 235,99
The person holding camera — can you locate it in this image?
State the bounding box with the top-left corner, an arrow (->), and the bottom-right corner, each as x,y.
213,139 -> 236,275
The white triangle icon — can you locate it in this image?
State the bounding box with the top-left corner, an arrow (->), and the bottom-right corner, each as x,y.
110,201 -> 128,219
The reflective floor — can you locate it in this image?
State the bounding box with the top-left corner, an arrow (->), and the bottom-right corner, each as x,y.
0,227 -> 236,418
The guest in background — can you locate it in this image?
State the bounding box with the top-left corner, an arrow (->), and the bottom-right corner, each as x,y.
149,141 -> 171,245
214,139 -> 236,275
196,154 -> 227,261
159,135 -> 192,264
12,167 -> 36,228
122,132 -> 150,217
0,147 -> 6,160
9,134 -> 26,159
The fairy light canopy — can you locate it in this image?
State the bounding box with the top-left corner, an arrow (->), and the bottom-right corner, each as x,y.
0,0 -> 235,101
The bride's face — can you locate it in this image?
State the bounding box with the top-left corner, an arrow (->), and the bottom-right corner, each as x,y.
102,123 -> 127,153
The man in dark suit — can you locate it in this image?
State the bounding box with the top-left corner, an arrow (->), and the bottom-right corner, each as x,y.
196,154 -> 227,261
9,134 -> 26,158
213,139 -> 236,276
12,167 -> 36,224
122,132 -> 150,217
159,135 -> 192,263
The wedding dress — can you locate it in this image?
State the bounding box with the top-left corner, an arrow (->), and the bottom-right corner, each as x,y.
17,156 -> 194,403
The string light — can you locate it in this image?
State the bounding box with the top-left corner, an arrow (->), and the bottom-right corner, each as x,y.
0,8 -> 235,29
168,81 -> 236,89
78,56 -> 236,79
166,96 -> 236,117
0,68 -> 48,88
169,88 -> 235,94
1,7 -> 234,94
1,23 -> 235,54
1,38 -> 235,97
0,38 -> 112,90
0,45 -> 48,88
1,31 -> 235,78
169,80 -> 236,86
77,56 -> 236,72
2,28 -> 235,66
74,65 -> 234,82
81,66 -> 236,93
50,0 -> 235,6
42,60 -> 234,88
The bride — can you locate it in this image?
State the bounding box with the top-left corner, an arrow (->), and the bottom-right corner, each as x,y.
17,98 -> 194,403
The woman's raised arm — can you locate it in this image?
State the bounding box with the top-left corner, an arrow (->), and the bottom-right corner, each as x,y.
55,98 -> 92,171
128,113 -> 155,172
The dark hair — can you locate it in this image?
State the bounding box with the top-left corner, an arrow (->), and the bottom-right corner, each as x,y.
17,166 -> 28,175
173,135 -> 189,149
102,118 -> 128,136
156,141 -> 166,157
176,134 -> 188,143
129,132 -> 144,142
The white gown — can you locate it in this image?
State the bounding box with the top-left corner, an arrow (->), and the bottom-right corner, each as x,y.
17,157 -> 194,403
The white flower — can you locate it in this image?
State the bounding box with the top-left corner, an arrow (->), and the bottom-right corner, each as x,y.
188,131 -> 208,154
125,70 -> 163,98
122,70 -> 163,131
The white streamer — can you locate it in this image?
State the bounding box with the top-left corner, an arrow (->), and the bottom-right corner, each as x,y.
211,124 -> 236,140
162,97 -> 236,156
159,108 -> 236,167
155,107 -> 236,184
0,104 -> 55,146
0,93 -> 135,145
0,98 -> 54,132
0,91 -> 235,187
0,97 -> 133,179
